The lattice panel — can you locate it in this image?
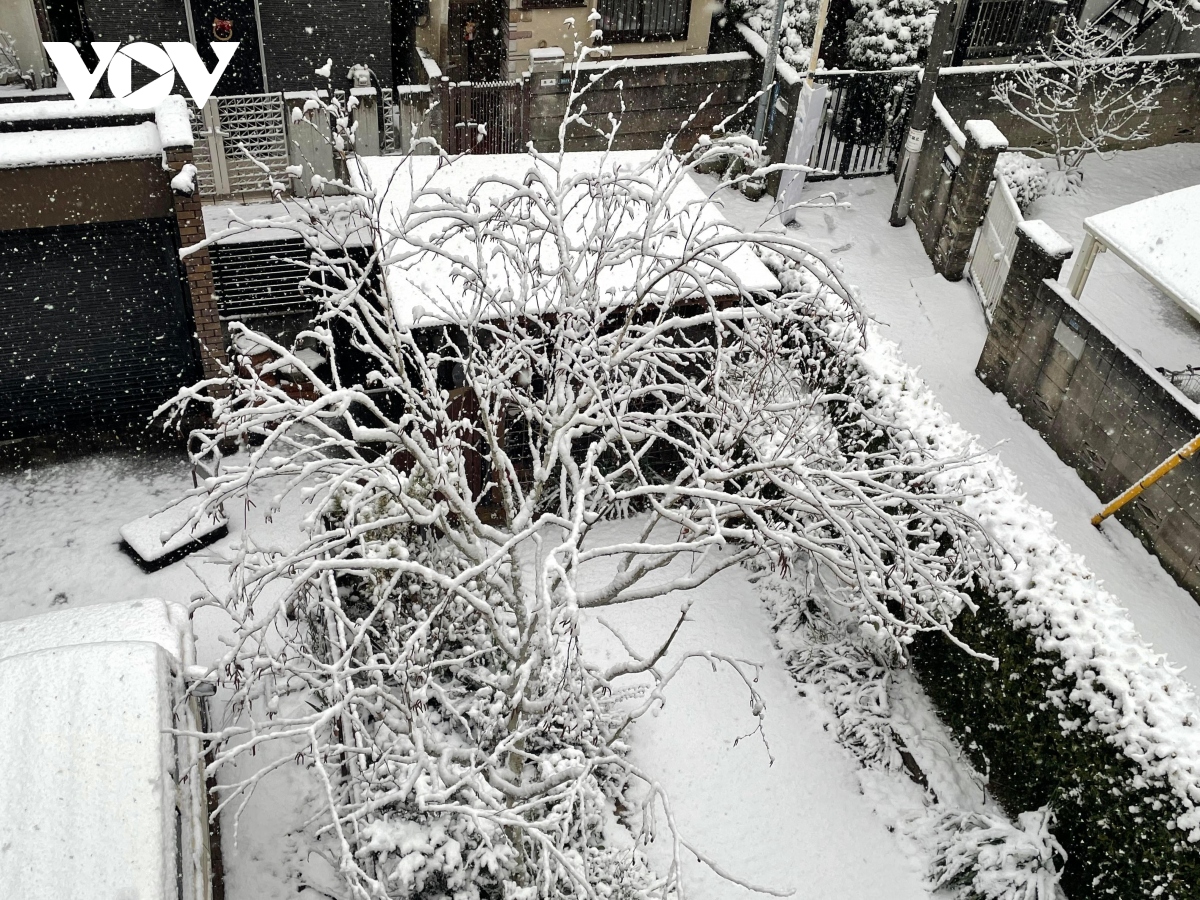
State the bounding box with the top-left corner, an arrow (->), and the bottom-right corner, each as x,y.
216,93 -> 290,197
381,87 -> 397,154
188,99 -> 216,199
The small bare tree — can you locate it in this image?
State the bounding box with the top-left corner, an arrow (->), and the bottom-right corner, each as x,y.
992,17 -> 1177,192
165,64 -> 987,899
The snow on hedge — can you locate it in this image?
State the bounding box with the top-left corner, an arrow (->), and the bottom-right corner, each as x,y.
733,0 -> 937,69
853,325 -> 1200,838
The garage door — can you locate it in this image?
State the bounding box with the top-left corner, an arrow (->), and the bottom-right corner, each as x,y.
0,219 -> 200,440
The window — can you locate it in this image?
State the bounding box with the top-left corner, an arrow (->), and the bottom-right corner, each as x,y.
597,0 -> 690,43
522,0 -> 586,7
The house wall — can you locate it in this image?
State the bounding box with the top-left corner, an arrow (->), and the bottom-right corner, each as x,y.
0,158 -> 173,230
977,229 -> 1200,603
85,0 -> 190,44
257,0 -> 392,91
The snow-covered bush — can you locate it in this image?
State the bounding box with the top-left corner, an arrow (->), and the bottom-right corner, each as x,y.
926,807 -> 1067,900
845,0 -> 937,69
992,18 -> 1178,191
757,246 -> 1200,898
732,0 -> 820,69
994,152 -> 1047,213
164,69 -> 989,897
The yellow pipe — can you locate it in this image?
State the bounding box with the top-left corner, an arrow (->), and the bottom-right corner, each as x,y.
1092,432 -> 1200,526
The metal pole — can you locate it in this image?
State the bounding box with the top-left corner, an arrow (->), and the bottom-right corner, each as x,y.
753,0 -> 788,144
889,0 -> 959,227
1092,432 -> 1200,526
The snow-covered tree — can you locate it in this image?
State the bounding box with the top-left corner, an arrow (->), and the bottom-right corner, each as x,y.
0,31 -> 23,85
845,0 -> 938,68
991,17 -> 1178,192
165,73 -> 986,898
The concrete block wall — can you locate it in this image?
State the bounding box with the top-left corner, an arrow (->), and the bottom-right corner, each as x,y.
166,145 -> 228,381
528,52 -> 755,153
934,55 -> 1200,153
977,225 -> 1200,602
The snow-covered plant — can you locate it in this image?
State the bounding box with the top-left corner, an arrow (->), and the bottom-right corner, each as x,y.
994,152 -> 1047,213
845,0 -> 937,69
731,0 -> 821,69
991,18 -> 1178,192
926,807 -> 1067,900
164,56 -> 987,897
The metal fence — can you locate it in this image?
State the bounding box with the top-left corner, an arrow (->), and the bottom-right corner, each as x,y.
449,80 -> 529,155
968,176 -> 1022,319
960,0 -> 1059,59
807,71 -> 918,180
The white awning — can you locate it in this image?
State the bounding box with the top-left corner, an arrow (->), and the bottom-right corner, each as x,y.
1071,184 -> 1200,320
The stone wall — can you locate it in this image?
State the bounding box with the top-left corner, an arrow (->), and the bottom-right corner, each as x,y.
527,52 -> 756,153
977,223 -> 1200,601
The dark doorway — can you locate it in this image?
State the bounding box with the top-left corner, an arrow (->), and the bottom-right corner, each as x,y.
190,0 -> 265,95
448,0 -> 506,82
42,0 -> 96,67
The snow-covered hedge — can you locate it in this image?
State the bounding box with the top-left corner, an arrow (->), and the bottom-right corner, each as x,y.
769,256 -> 1200,899
732,0 -> 936,70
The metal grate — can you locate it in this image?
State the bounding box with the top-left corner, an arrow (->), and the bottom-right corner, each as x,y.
451,81 -> 528,154
210,238 -> 315,321
598,0 -> 690,42
962,0 -> 1059,59
382,87 -> 397,154
215,93 -> 290,197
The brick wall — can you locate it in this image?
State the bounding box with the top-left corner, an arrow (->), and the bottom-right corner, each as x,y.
257,0 -> 392,92
165,146 -> 228,380
977,225 -> 1200,602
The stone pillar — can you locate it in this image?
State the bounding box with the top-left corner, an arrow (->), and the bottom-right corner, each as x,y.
350,87 -> 380,156
976,219 -> 1073,394
934,119 -> 1008,280
165,145 -> 228,381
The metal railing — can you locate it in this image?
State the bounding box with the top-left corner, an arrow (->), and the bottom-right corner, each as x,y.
806,71 -> 917,180
961,0 -> 1059,59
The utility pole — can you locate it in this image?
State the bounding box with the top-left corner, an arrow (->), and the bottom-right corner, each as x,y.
888,0 -> 959,227
753,0 -> 788,144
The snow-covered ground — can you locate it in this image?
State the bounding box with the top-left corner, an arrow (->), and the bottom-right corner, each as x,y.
1026,144 -> 1200,372
697,152 -> 1200,692
0,450 -> 938,898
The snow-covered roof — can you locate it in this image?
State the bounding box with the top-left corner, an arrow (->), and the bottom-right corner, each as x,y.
0,121 -> 162,169
0,597 -> 191,666
0,641 -> 176,900
203,196 -> 372,247
352,151 -> 780,329
1084,184 -> 1200,317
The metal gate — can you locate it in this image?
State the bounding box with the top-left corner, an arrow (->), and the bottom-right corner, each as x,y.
968,176 -> 1022,320
449,80 -> 529,155
190,93 -> 290,199
807,71 -> 917,180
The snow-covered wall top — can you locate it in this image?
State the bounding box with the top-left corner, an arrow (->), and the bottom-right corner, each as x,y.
0,95 -> 193,156
0,597 -> 191,666
0,122 -> 162,169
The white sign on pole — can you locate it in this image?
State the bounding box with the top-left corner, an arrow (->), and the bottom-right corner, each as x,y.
778,82 -> 828,226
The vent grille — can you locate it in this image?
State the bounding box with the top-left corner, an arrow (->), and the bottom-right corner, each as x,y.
211,239 -> 315,321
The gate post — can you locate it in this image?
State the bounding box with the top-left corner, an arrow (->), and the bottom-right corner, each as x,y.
202,98 -> 231,198
521,73 -> 532,151
934,119 -> 1007,280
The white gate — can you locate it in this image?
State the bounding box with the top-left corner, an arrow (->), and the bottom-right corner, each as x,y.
189,93 -> 290,200
968,176 -> 1022,320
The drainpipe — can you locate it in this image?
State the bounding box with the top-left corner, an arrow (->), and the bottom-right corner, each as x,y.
1092,433 -> 1200,526
753,0 -> 788,144
889,0 -> 959,227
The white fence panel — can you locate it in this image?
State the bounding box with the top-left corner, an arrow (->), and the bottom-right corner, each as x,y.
969,176 -> 1022,320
